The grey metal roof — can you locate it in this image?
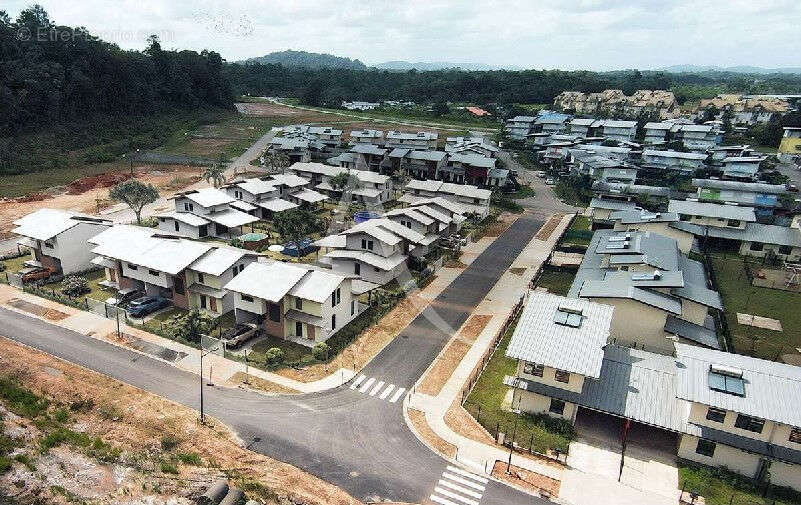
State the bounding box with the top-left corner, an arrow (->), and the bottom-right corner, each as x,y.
602,270 -> 685,288
675,343 -> 801,428
643,149 -> 707,160
579,280 -> 683,314
448,153 -> 496,168
672,280 -> 723,310
601,120 -> 637,128
664,315 -> 721,349
506,345 -> 689,432
596,231 -> 680,271
686,424 -> 801,465
668,200 -> 757,222
671,221 -> 801,247
692,179 -> 788,195
351,143 -> 387,155
593,182 -> 671,197
610,209 -> 679,224
590,198 -> 639,211
506,292 -> 613,378
408,150 -> 447,162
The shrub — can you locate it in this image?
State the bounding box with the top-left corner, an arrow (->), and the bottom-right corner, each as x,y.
160,460 -> 178,474
0,378 -> 49,418
88,437 -> 121,463
312,342 -> 330,361
61,275 -> 90,297
40,427 -> 90,451
0,456 -> 10,474
53,408 -> 70,424
265,347 -> 284,365
177,452 -> 201,465
160,434 -> 180,451
14,453 -> 35,471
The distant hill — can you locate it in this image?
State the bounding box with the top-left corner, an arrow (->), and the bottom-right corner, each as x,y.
660,64 -> 801,75
242,50 -> 367,70
373,60 -> 522,71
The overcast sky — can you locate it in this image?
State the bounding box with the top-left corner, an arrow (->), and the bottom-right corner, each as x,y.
5,0 -> 800,70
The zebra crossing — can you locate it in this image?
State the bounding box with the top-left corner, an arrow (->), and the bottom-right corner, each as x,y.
348,374 -> 406,403
428,465 -> 488,505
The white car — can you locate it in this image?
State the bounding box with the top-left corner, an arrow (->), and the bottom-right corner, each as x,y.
536,171 -> 547,178
545,178 -> 556,186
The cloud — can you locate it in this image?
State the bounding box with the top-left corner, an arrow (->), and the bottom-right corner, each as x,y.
4,0 -> 800,70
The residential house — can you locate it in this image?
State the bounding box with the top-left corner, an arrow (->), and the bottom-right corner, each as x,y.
267,137 -> 313,164
554,89 -> 680,119
157,188 -> 259,239
534,113 -> 570,134
588,197 -> 640,227
222,177 -> 298,219
569,229 -> 723,353
572,152 -> 638,185
291,163 -> 393,205
225,261 -> 362,345
342,101 -> 379,110
609,209 -> 692,253
328,144 -> 388,172
385,131 -> 438,150
394,149 -> 448,180
568,118 -> 603,137
401,180 -> 491,217
641,149 -> 708,173
403,197 -> 469,231
445,137 -> 499,158
673,124 -> 721,152
709,145 -> 755,164
692,179 -> 790,218
505,116 -> 537,140
599,120 -> 638,143
643,122 -> 672,144
721,156 -> 765,181
697,94 -> 789,125
184,246 -> 259,315
349,129 -> 385,145
12,209 -> 112,275
779,127 -> 801,162
438,153 -> 502,186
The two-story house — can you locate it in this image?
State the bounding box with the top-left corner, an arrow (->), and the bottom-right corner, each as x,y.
444,137 -> 499,158
349,128 -> 385,145
437,153 -> 501,186
505,116 -> 537,140
641,149 -> 708,173
157,188 -> 259,239
392,149 -> 448,180
721,156 -> 765,181
225,261 -> 362,345
385,131 -> 438,150
401,180 -> 491,218
222,177 -> 298,219
12,209 -> 112,275
599,120 -> 637,143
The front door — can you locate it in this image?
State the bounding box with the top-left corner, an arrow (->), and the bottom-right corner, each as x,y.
354,262 -> 361,275
200,295 -> 207,309
295,321 -> 303,337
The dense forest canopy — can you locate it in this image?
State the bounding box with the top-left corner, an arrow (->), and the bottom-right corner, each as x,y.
224,64 -> 801,107
0,5 -> 233,138
242,50 -> 367,70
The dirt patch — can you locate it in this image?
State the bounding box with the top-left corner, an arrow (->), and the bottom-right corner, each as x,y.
227,371 -> 300,395
458,314 -> 492,344
483,212 -> 519,238
0,337 -> 360,505
444,259 -> 468,269
491,461 -> 561,499
274,295 -> 427,382
6,298 -> 67,321
44,308 -> 69,321
509,267 -> 527,276
418,341 -> 471,396
534,213 -> 565,241
408,408 -> 455,459
444,399 -> 495,445
66,173 -> 131,195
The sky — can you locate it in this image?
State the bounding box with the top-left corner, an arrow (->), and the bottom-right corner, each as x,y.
5,0 -> 800,71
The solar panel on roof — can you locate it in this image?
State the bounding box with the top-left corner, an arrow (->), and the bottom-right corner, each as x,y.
554,307 -> 583,328
708,370 -> 746,396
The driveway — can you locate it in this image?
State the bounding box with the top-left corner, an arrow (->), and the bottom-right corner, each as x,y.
561,409 -> 679,505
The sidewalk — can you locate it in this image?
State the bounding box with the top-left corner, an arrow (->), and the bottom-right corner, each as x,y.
405,213 -> 572,482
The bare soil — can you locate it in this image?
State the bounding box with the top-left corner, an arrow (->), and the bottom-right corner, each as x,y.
274,295 -> 427,382
491,461 -> 561,499
408,409 -> 455,459
534,213 -> 566,241
418,341 -> 471,396
226,371 -> 300,395
0,337 -> 360,505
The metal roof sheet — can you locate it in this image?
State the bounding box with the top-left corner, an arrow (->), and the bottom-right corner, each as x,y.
156,211 -> 210,227
506,292 -> 613,378
180,188 -> 235,207
668,200 -> 757,222
224,262 -> 308,303
235,178 -> 277,195
692,179 -> 787,195
189,247 -> 251,276
12,208 -> 110,241
258,199 -> 298,212
289,269 -> 345,303
579,280 -> 683,314
664,315 -> 721,349
325,249 -> 407,270
205,208 -> 260,228
589,198 -> 639,211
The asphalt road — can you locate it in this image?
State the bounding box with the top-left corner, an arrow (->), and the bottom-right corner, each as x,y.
0,214 -> 546,504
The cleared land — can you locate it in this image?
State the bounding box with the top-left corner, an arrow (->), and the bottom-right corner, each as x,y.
0,337 -> 359,505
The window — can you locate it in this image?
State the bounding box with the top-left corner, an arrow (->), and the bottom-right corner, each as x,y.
790,427 -> 801,444
734,414 -> 765,433
241,294 -> 254,303
149,269 -> 160,276
351,300 -> 355,316
727,219 -> 741,227
239,264 -> 245,273
354,263 -> 361,275
174,221 -> 180,232
199,225 -> 208,238
331,287 -> 341,307
331,314 -> 336,330
295,321 -> 303,336
779,245 -> 793,255
197,273 -> 204,284
295,297 -> 303,310
183,202 -> 194,212
268,302 -> 281,322
232,265 -> 239,277
127,263 -> 138,270
173,275 -> 185,295
523,362 -> 544,377
554,369 -> 570,383
361,238 -> 367,249
680,214 -> 691,221
706,407 -> 727,423
695,439 -> 716,457
44,242 -> 54,249
749,242 -> 764,251
549,399 -> 566,415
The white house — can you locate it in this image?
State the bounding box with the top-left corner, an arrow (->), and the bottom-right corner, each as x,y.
599,120 -> 637,143
12,209 -> 112,275
401,180 -> 491,218
158,188 -> 260,239
385,131 -> 438,150
641,150 -> 708,173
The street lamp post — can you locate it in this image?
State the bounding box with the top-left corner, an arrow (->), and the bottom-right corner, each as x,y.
199,345 -> 219,424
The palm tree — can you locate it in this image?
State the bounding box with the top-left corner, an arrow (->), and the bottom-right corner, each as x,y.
203,163 -> 226,188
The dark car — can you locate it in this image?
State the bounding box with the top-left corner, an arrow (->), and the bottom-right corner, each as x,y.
127,296 -> 170,318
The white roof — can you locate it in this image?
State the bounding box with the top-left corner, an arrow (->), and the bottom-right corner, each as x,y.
268,173 -> 311,188
643,149 -> 708,160
384,207 -> 435,226
180,188 -> 235,207
235,178 -> 277,195
229,200 -> 257,212
439,182 -> 492,200
206,208 -> 260,228
12,208 -> 110,241
325,249 -> 407,270
90,225 -> 212,275
224,262 -> 308,302
290,162 -> 341,177
405,179 -> 443,192
157,211 -> 210,227
409,196 -> 469,216
289,269 -> 346,303
258,198 -> 298,212
506,292 -> 614,379
314,234 -> 347,248
189,247 -> 252,276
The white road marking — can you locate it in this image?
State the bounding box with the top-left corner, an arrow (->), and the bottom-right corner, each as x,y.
440,473 -> 486,492
433,487 -> 479,505
429,494 -> 461,505
438,480 -> 483,499
379,384 -> 395,399
446,466 -> 489,484
350,374 -> 366,389
389,387 -> 406,403
359,377 -> 375,393
369,381 -> 385,396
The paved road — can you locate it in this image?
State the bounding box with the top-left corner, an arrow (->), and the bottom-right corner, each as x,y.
499,151 -> 579,219
0,214 -> 546,504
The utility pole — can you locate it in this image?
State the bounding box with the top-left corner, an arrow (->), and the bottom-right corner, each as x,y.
506,418 -> 518,474
244,348 -> 250,385
199,345 -> 219,424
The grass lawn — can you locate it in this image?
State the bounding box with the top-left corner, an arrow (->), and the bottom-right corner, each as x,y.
710,254 -> 801,359
250,336 -> 314,367
1,253 -> 32,275
535,269 -> 576,296
40,270 -> 111,302
156,113 -> 276,161
507,184 -> 536,199
465,317 -> 575,455
679,461 -> 801,505
570,215 -> 591,231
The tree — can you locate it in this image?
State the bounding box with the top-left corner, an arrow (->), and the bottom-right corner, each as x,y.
329,172 -> 350,191
163,309 -> 214,344
265,347 -> 284,365
109,180 -> 159,225
312,342 -> 330,361
431,101 -> 450,116
272,209 -> 325,252
263,151 -> 290,174
203,163 -> 226,187
721,108 -> 735,134
61,275 -> 89,297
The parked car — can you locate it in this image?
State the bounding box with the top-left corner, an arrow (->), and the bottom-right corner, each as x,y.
536,171 -> 547,178
127,296 -> 170,318
545,178 -> 556,186
222,323 -> 260,349
20,266 -> 55,283
105,288 -> 143,307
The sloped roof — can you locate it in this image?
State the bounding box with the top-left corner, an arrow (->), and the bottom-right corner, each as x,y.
13,208 -> 111,241
224,262 -> 308,303
289,269 -> 345,303
668,200 -> 757,222
179,188 -> 234,207
189,246 -> 253,276
156,211 -> 210,227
